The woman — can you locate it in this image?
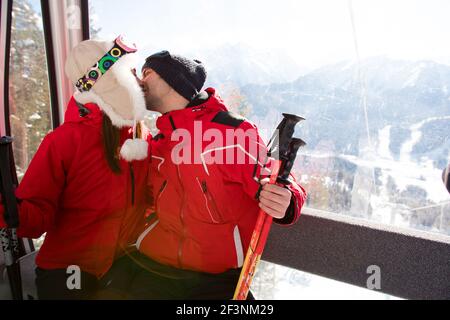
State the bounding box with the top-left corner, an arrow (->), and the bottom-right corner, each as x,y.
0,36 -> 150,299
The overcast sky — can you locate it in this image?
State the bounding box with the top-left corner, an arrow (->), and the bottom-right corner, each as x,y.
87,0 -> 450,69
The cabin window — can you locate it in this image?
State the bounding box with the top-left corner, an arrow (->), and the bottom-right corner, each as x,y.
90,0 -> 449,299
8,0 -> 53,181
90,0 -> 450,236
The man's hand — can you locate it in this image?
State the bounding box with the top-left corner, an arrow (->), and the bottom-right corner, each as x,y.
258,178 -> 292,219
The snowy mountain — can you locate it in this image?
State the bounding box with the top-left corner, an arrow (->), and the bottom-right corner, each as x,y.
242,56 -> 450,166
237,57 -> 450,232
197,43 -> 305,87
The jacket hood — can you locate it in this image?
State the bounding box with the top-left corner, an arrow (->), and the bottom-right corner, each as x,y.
66,39 -> 148,129
64,96 -> 148,162
64,96 -> 103,125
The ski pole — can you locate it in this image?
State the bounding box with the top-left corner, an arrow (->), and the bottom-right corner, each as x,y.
0,136 -> 23,300
233,163 -> 279,301
233,114 -> 305,300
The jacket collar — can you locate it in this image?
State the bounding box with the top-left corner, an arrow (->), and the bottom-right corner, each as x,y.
155,88 -> 228,133
65,96 -> 139,144
64,96 -> 103,124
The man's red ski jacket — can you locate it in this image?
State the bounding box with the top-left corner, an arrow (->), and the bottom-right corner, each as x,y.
0,97 -> 149,278
137,88 -> 306,274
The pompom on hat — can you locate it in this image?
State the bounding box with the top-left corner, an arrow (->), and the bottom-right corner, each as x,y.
65,35 -> 148,161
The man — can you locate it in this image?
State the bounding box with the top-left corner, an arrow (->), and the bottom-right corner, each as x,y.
102,51 -> 306,299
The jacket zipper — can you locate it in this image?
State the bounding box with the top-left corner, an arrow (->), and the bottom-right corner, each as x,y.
196,178 -> 224,223
156,180 -> 168,213
129,163 -> 135,206
176,165 -> 186,268
137,181 -> 167,247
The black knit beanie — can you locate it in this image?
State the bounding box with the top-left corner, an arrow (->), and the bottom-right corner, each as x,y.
142,50 -> 207,101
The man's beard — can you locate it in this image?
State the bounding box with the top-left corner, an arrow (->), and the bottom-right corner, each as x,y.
144,93 -> 161,112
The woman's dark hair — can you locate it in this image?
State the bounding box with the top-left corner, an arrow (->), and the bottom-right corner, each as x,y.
102,114 -> 122,174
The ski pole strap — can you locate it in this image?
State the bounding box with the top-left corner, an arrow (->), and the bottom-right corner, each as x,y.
0,136 -> 19,228
277,138 -> 306,185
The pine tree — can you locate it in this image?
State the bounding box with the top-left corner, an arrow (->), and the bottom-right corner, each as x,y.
219,84 -> 253,118
9,0 -> 52,180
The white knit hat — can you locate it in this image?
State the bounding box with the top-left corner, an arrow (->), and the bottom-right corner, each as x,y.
65,36 -> 148,161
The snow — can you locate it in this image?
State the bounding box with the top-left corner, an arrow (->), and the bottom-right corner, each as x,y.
29,113 -> 41,121
252,262 -> 401,300
403,64 -> 423,88
342,153 -> 449,203
399,125 -> 422,163
196,43 -> 305,86
382,116 -> 450,203
377,125 -> 393,160
370,176 -> 411,227
303,148 -> 449,207
22,39 -> 35,46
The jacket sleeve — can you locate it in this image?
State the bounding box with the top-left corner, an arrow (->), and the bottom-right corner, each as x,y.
0,131 -> 66,238
217,121 -> 306,225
